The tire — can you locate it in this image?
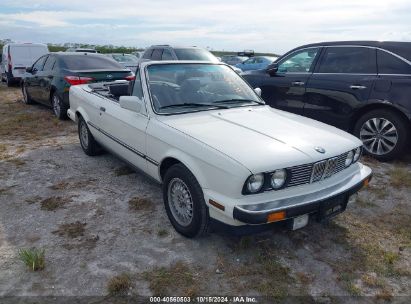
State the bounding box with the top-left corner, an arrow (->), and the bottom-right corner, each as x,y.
6,75 -> 13,87
78,117 -> 102,156
354,109 -> 409,161
22,84 -> 34,104
163,163 -> 210,238
51,92 -> 68,120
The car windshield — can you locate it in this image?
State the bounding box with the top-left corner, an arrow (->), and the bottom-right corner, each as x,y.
112,54 -> 138,63
146,63 -> 262,114
174,48 -> 217,62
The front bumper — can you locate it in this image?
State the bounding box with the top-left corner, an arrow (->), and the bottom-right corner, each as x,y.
233,171 -> 372,225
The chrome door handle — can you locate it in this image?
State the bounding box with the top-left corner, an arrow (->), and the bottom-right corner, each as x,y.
350,85 -> 367,90
291,81 -> 305,86
100,107 -> 106,112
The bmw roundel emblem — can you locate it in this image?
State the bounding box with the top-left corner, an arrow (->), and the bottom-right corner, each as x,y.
315,146 -> 326,154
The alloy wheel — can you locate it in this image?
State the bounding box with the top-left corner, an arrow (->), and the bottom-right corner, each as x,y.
360,117 -> 398,155
80,121 -> 89,150
52,95 -> 61,117
167,178 -> 194,227
22,86 -> 28,104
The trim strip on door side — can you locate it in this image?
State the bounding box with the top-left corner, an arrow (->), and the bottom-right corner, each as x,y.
87,121 -> 159,166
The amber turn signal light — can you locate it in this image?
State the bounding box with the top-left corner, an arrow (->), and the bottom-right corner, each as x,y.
209,199 -> 225,211
267,211 -> 286,223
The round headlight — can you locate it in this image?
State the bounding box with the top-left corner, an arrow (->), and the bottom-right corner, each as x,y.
345,150 -> 354,167
353,147 -> 361,162
246,174 -> 264,193
271,169 -> 287,189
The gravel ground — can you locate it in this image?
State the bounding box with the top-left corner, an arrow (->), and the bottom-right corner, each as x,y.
0,83 -> 410,303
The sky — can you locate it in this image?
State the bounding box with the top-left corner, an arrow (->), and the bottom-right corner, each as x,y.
1,0 -> 411,54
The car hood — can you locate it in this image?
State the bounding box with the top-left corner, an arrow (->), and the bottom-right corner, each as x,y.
158,106 -> 362,173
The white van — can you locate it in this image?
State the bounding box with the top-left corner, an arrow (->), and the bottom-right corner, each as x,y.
1,43 -> 49,86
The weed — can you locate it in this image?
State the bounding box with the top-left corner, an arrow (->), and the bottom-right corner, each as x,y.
18,248 -> 45,271
143,261 -> 199,297
40,196 -> 71,211
53,222 -> 86,238
157,229 -> 169,237
389,167 -> 411,188
128,197 -> 154,211
114,166 -> 134,176
107,273 -> 132,295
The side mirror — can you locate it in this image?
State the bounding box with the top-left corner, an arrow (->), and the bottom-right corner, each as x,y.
254,87 -> 262,97
119,96 -> 143,113
26,67 -> 33,73
266,63 -> 278,76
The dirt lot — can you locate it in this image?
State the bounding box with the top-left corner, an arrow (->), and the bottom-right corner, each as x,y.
0,83 -> 410,302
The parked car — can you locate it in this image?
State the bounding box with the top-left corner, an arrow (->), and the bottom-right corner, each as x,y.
132,51 -> 144,59
68,61 -> 372,238
65,48 -> 98,53
21,52 -> 134,119
1,43 -> 49,86
105,53 -> 139,71
221,55 -> 248,66
242,41 -> 411,161
140,45 -> 219,63
235,56 -> 278,71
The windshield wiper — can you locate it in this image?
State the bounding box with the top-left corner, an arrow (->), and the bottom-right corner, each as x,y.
159,103 -> 230,110
213,99 -> 265,105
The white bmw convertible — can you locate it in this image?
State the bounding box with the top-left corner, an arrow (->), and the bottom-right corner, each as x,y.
68,61 -> 372,237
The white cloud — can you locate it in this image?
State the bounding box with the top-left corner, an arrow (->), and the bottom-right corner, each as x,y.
1,0 -> 411,52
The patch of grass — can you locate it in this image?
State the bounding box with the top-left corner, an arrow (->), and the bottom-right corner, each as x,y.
224,245 -> 295,298
0,86 -> 76,140
6,158 -> 26,167
376,288 -> 393,301
237,236 -> 252,250
128,196 -> 154,211
367,186 -> 387,200
62,235 -> 99,251
354,194 -> 376,207
18,248 -> 45,271
40,196 -> 71,211
361,273 -> 384,287
114,166 -> 134,176
143,261 -> 200,297
107,273 -> 132,295
0,185 -> 16,195
49,181 -> 70,190
157,229 -> 169,237
383,251 -> 399,265
389,167 -> 411,188
52,221 -> 86,238
49,178 -> 97,191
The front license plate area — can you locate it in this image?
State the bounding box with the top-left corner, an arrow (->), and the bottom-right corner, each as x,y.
317,195 -> 348,222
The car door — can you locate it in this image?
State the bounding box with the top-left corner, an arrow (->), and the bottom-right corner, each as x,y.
98,69 -> 149,172
37,55 -> 57,103
304,46 -> 377,130
26,55 -> 48,102
244,47 -> 321,115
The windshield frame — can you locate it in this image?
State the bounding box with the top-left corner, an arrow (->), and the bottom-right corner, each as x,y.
143,62 -> 264,116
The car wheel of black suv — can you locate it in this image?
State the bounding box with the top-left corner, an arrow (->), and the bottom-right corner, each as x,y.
163,163 -> 210,238
354,109 -> 409,161
78,117 -> 102,156
22,84 -> 34,104
52,93 -> 68,120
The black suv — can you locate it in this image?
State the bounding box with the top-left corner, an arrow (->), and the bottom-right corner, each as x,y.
242,41 -> 411,160
140,45 -> 219,62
